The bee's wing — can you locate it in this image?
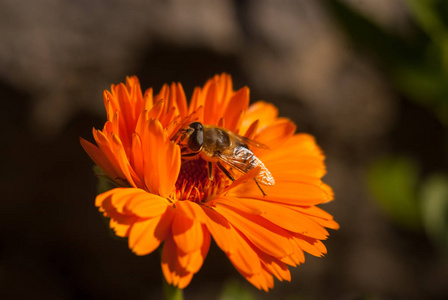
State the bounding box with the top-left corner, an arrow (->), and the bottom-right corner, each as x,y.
236,134 -> 270,149
217,147 -> 275,186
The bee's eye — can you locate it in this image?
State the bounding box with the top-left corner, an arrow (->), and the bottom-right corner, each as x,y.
188,128 -> 203,151
187,122 -> 203,152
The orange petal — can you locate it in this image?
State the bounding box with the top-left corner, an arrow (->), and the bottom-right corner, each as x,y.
97,187 -> 142,213
111,107 -> 121,138
143,87 -> 154,111
147,99 -> 165,120
100,188 -> 167,216
244,266 -> 274,292
177,250 -> 201,274
124,192 -> 169,218
226,227 -> 262,276
161,140 -> 181,196
214,204 -> 294,258
296,205 -> 335,220
279,248 -> 304,266
188,87 -> 204,118
203,81 -> 220,125
161,236 -> 177,285
113,84 -> 133,145
142,119 -> 180,197
125,76 -> 144,123
291,234 -> 327,257
129,217 -> 163,255
306,216 -> 339,230
172,212 -> 204,254
254,118 -> 296,151
131,132 -> 144,180
230,180 -> 333,205
241,101 -> 278,134
222,87 -> 249,132
95,188 -> 117,208
224,166 -> 261,193
176,273 -> 194,289
128,206 -> 175,255
216,73 -> 233,104
174,200 -> 208,223
110,188 -> 145,213
217,117 -> 225,127
211,196 -> 262,215
109,215 -> 137,237
173,82 -> 188,118
177,226 -> 210,273
103,90 -> 116,121
320,183 -> 335,203
95,188 -> 139,237
80,137 -> 118,180
93,129 -> 126,181
201,206 -> 237,254
266,133 -> 324,158
287,205 -> 339,230
161,235 -> 194,289
257,251 -> 291,282
243,120 -> 259,140
111,134 -> 143,188
291,242 -> 306,264
264,162 -> 325,183
216,197 -> 329,239
261,133 -> 326,179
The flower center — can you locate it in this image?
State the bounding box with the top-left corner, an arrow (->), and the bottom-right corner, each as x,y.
174,158 -> 229,202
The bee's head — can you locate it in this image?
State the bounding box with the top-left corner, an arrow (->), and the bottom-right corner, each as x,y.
184,121 -> 204,152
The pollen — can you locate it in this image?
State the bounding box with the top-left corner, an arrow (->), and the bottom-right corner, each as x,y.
174,158 -> 229,202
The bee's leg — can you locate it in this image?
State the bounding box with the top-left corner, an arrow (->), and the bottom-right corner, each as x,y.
253,178 -> 267,197
181,152 -> 200,157
217,161 -> 235,181
208,161 -> 214,181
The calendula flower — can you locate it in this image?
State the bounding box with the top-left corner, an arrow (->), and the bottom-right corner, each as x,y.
80,74 -> 338,291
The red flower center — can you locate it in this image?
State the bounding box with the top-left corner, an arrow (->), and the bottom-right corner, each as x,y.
175,159 -> 208,188
174,158 -> 230,203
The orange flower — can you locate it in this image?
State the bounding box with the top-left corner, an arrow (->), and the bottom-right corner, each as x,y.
80,74 -> 338,291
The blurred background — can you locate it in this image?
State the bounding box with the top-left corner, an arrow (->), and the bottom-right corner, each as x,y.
1,0 -> 447,299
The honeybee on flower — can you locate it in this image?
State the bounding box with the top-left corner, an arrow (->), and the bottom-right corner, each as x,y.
81,73 -> 338,291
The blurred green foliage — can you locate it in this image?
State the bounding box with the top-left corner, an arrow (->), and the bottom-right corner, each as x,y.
421,174 -> 448,255
326,0 -> 448,256
367,156 -> 422,230
325,0 -> 448,126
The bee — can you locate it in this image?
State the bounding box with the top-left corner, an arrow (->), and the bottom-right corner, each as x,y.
176,121 -> 275,196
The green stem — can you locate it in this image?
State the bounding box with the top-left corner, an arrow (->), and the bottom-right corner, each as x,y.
162,276 -> 184,300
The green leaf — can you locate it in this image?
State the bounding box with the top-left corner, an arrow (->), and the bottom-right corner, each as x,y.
367,156 -> 422,229
421,174 -> 448,255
